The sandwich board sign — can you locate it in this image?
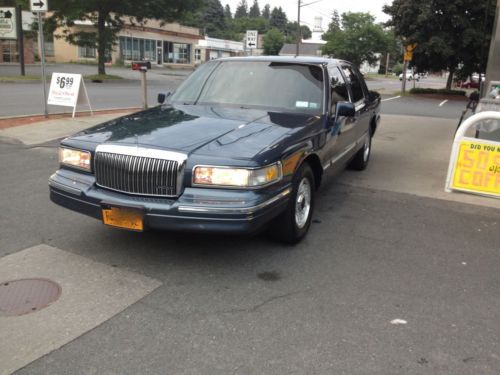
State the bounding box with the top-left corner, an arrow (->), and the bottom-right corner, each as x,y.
48,73 -> 93,118
246,30 -> 258,49
0,8 -> 17,39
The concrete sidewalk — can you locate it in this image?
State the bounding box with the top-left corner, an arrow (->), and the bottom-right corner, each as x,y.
0,112 -> 131,145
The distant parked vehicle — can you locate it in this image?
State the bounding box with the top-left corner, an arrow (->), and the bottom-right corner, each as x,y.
399,70 -> 420,81
458,80 -> 480,89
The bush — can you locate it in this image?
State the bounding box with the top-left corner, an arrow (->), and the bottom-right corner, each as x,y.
392,63 -> 404,75
409,88 -> 466,96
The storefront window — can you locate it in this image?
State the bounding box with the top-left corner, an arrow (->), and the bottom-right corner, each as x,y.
195,49 -> 201,61
1,40 -> 18,63
78,45 -> 96,58
119,36 -> 156,61
163,41 -> 191,64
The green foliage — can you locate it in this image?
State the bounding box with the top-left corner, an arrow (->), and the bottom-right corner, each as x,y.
234,0 -> 248,19
202,0 -> 227,38
322,12 -> 389,67
283,22 -> 312,43
48,0 -> 202,75
392,62 -> 404,75
249,0 -> 260,18
409,88 -> 466,96
262,4 -> 270,20
0,0 -> 29,8
263,28 -> 284,55
384,0 -> 496,89
269,6 -> 287,31
224,4 -> 232,20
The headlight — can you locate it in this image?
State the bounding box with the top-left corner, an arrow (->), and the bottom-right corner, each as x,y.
59,147 -> 91,171
193,163 -> 282,187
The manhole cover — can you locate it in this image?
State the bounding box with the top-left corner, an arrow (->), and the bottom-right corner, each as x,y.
0,278 -> 61,316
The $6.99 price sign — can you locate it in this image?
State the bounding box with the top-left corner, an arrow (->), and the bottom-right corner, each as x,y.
48,73 -> 82,107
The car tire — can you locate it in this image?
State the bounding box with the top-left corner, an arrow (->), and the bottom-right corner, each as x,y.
348,133 -> 372,171
269,163 -> 315,244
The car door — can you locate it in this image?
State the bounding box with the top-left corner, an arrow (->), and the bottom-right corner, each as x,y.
322,65 -> 355,170
341,65 -> 371,147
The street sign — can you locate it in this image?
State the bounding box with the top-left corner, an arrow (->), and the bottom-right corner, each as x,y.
48,73 -> 93,117
30,0 -> 48,12
404,43 -> 417,62
246,30 -> 258,49
0,8 -> 17,39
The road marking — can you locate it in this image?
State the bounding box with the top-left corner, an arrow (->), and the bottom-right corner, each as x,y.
439,99 -> 448,107
381,95 -> 401,102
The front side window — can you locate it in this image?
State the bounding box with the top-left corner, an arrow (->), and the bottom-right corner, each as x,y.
328,66 -> 349,113
170,61 -> 324,115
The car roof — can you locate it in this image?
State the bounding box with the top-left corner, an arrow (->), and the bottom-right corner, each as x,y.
216,55 -> 346,66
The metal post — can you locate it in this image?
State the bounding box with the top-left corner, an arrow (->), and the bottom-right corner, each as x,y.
296,0 -> 301,57
385,53 -> 390,77
37,12 -> 48,117
401,60 -> 408,93
16,5 -> 25,76
141,70 -> 148,110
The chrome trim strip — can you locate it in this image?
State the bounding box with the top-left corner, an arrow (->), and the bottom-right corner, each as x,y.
178,187 -> 292,214
95,144 -> 188,164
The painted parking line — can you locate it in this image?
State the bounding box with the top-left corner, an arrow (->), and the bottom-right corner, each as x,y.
439,99 -> 448,107
0,245 -> 162,375
381,95 -> 401,102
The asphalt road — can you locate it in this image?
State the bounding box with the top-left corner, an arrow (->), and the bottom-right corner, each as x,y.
1,112 -> 499,374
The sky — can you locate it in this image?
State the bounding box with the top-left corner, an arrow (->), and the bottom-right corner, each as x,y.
222,0 -> 393,30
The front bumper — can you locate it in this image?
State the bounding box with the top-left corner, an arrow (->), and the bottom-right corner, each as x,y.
49,169 -> 291,234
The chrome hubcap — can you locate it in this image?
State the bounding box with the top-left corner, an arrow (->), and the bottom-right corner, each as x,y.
295,178 -> 311,229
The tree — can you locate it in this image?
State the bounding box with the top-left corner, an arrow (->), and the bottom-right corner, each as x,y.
383,0 -> 496,89
249,0 -> 260,18
322,12 -> 388,67
47,0 -> 201,75
263,28 -> 284,55
202,0 -> 227,38
270,6 -> 287,32
262,4 -> 271,20
234,0 -> 248,19
283,22 -> 311,43
326,10 -> 341,34
224,4 -> 232,20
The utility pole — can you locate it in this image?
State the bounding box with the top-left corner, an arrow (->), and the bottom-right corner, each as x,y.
296,0 -> 301,57
16,5 -> 25,76
485,0 -> 500,96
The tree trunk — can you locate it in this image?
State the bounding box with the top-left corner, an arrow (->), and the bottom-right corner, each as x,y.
97,11 -> 106,76
446,67 -> 455,90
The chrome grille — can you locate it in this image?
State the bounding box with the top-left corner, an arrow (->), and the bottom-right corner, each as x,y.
94,147 -> 185,197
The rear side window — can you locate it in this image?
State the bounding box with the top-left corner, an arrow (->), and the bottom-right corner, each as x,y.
342,66 -> 364,103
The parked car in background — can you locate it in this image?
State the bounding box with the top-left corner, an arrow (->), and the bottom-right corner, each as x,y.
49,56 -> 381,243
399,70 -> 420,81
458,79 -> 480,89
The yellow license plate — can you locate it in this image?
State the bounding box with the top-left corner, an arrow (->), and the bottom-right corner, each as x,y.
102,207 -> 144,231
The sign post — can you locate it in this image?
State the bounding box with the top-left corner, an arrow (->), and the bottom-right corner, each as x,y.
15,5 -> 25,76
246,30 -> 257,56
31,0 -> 49,117
402,43 -> 417,94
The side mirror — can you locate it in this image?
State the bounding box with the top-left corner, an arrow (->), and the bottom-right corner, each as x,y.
157,92 -> 171,104
336,101 -> 355,118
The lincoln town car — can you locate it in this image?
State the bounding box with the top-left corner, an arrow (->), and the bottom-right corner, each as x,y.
49,56 -> 381,243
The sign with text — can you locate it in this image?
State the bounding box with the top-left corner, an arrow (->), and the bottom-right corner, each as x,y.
30,0 -> 48,12
0,8 -> 17,39
246,30 -> 258,49
48,73 -> 92,117
450,140 -> 500,196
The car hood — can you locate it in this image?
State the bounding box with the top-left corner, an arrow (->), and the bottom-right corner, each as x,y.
69,105 -> 323,160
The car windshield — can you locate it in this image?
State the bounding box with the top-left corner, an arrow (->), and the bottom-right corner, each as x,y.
169,60 -> 325,114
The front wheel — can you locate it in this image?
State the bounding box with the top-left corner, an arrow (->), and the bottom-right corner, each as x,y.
270,163 -> 315,244
348,134 -> 372,171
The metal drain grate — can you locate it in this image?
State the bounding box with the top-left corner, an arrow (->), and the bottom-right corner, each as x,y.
0,278 -> 61,316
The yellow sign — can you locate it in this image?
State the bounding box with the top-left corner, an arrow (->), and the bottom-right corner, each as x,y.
404,43 -> 417,61
451,140 -> 500,196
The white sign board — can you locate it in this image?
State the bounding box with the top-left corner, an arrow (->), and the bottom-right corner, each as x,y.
48,73 -> 92,117
30,0 -> 48,12
246,30 -> 258,49
0,8 -> 17,40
